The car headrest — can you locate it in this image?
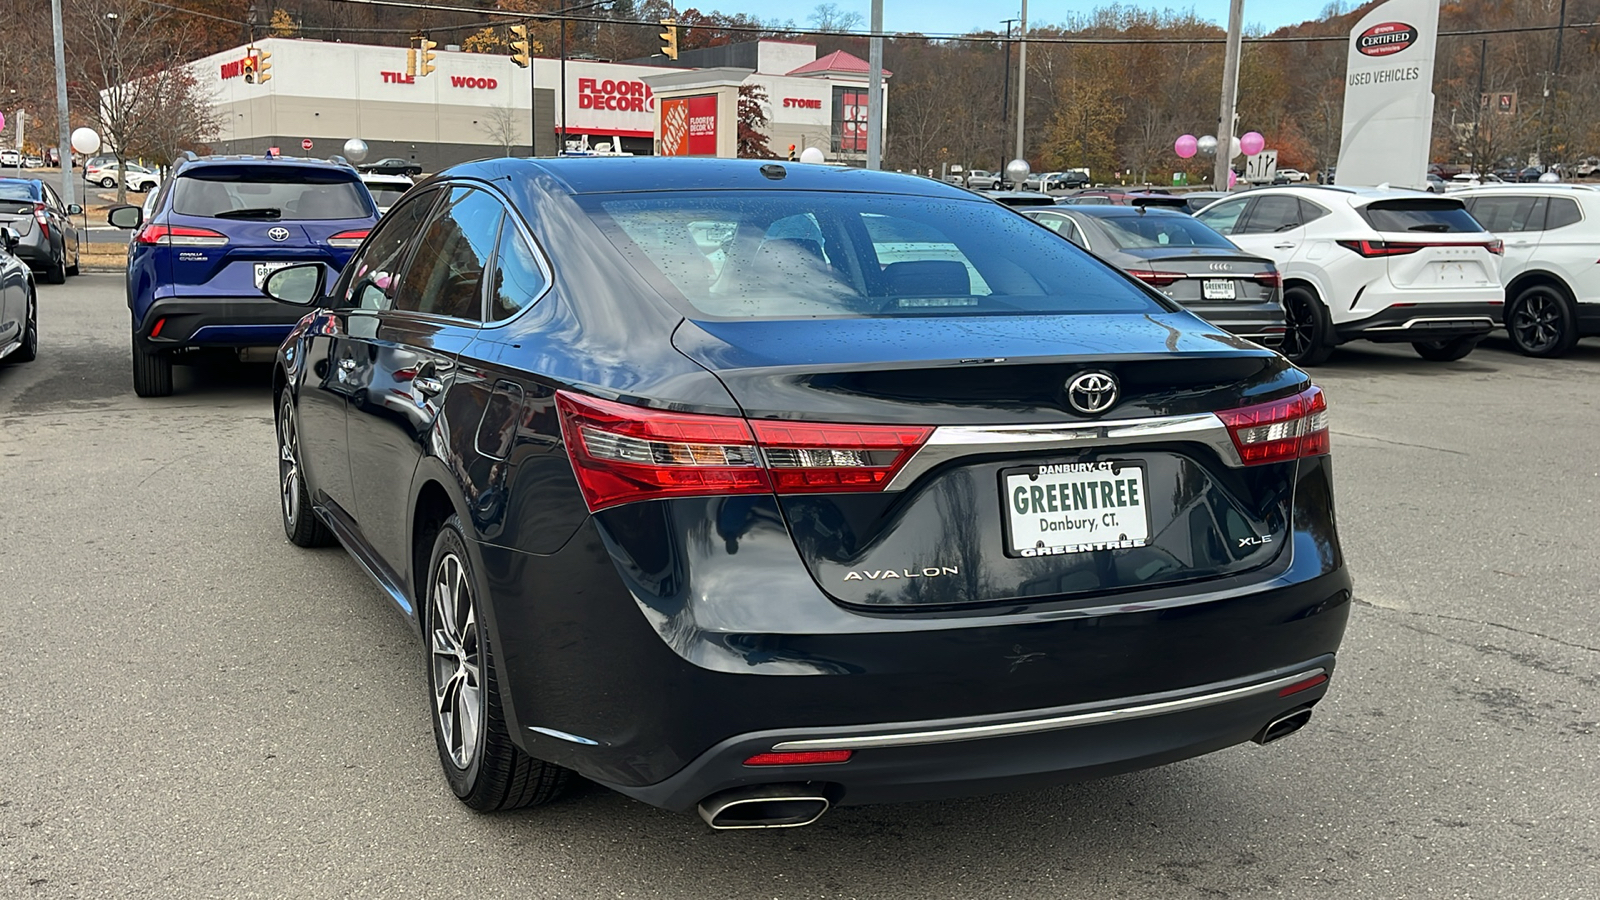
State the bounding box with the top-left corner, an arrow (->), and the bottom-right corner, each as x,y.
881,260 -> 970,296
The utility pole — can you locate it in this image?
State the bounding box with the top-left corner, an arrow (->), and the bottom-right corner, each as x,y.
1213,0 -> 1244,189
866,0 -> 883,169
50,0 -> 72,205
999,19 -> 1016,171
1474,39 -> 1487,175
1013,0 -> 1026,162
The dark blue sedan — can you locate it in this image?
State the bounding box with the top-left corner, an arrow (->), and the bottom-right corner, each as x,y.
262,158 -> 1350,828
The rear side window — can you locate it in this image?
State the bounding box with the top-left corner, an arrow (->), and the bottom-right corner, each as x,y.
172,170 -> 372,220
1465,195 -> 1547,233
1360,199 -> 1482,233
394,187 -> 504,320
583,191 -> 1165,319
1238,196 -> 1304,233
488,225 -> 548,322
1092,213 -> 1236,250
1545,197 -> 1582,230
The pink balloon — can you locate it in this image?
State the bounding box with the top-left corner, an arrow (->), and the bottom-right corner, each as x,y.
1174,134 -> 1198,159
1240,131 -> 1266,157
1227,170 -> 1238,188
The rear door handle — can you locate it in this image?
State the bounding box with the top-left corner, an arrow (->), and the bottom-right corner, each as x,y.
338,358 -> 357,371
1273,242 -> 1297,250
413,376 -> 445,397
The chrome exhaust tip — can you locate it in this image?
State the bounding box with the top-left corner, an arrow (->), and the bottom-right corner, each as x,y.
1254,707 -> 1314,745
697,785 -> 830,830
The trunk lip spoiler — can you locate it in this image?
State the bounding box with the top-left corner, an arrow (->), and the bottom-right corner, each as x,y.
884,412 -> 1243,491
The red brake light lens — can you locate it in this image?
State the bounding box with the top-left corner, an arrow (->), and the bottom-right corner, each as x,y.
1485,238 -> 1504,256
1126,269 -> 1185,287
1216,386 -> 1329,466
743,750 -> 853,766
1336,239 -> 1422,258
1253,270 -> 1282,289
554,391 -> 933,512
327,229 -> 369,248
135,224 -> 229,247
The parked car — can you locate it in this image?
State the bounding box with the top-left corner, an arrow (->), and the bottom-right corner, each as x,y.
1060,189 -> 1189,210
1022,205 -> 1285,346
1182,191 -> 1231,213
360,157 -> 424,177
260,157 -> 1349,829
963,169 -> 1000,190
0,176 -> 83,283
85,161 -> 161,192
1195,185 -> 1505,364
980,189 -> 1057,207
1518,166 -> 1545,183
0,225 -> 39,364
1453,184 -> 1600,356
107,153 -> 378,396
0,150 -> 20,168
22,155 -> 43,169
358,172 -> 414,215
1426,174 -> 1446,192
1574,157 -> 1600,178
1277,168 -> 1310,183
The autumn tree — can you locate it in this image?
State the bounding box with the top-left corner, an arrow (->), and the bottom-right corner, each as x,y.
737,83 -> 776,158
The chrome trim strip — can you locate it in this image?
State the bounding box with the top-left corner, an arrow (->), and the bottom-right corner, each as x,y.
886,412 -> 1240,490
769,668 -> 1325,752
528,726 -> 602,746
1363,316 -> 1496,332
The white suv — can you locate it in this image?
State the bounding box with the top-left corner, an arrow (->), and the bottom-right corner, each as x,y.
1195,186 -> 1505,364
1452,184 -> 1600,356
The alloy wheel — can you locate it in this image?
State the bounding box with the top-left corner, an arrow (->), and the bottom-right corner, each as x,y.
1282,293 -> 1317,360
430,553 -> 482,770
1511,292 -> 1563,354
277,397 -> 302,527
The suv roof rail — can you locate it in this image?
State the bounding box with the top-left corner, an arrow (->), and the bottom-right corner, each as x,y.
328,155 -> 353,169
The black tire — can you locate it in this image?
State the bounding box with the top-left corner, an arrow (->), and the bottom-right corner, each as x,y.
131,337 -> 173,397
425,516 -> 570,811
1411,335 -> 1482,361
66,249 -> 80,277
1280,286 -> 1335,366
276,390 -> 334,547
44,251 -> 66,285
1506,284 -> 1579,358
4,289 -> 36,364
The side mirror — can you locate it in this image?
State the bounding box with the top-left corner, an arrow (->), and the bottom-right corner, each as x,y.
107,205 -> 143,229
0,226 -> 19,252
67,204 -> 84,216
263,263 -> 326,306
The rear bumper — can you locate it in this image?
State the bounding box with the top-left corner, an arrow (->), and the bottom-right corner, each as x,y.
1337,301 -> 1504,343
134,296 -> 305,349
1186,304 -> 1287,347
599,657 -> 1335,812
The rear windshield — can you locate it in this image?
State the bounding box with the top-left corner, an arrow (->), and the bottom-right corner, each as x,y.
367,187 -> 408,208
0,182 -> 39,202
581,191 -> 1166,319
1090,213 -> 1237,250
172,170 -> 371,220
1359,199 -> 1482,234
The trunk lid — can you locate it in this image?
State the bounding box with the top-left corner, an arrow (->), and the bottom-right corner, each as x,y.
673,313 -> 1309,609
1116,249 -> 1279,306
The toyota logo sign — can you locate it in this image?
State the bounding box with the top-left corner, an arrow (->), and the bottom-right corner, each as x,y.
267,227 -> 290,242
1066,371 -> 1119,416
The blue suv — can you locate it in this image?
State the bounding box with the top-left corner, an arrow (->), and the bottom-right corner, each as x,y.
109,154 -> 377,396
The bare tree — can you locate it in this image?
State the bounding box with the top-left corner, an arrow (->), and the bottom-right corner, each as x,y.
809,4 -> 864,33
477,104 -> 524,154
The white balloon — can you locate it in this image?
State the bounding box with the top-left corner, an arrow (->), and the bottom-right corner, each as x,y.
1197,135 -> 1218,156
1004,158 -> 1031,185
70,127 -> 101,155
798,147 -> 825,164
1229,136 -> 1243,159
342,138 -> 370,164
1538,171 -> 1560,183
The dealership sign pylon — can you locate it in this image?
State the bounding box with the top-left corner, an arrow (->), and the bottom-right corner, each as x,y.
1333,0 -> 1440,189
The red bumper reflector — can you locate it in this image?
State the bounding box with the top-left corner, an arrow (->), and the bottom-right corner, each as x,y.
1278,673 -> 1329,697
744,750 -> 853,766
150,317 -> 166,338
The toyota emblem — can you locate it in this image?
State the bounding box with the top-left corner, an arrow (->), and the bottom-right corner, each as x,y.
267,226 -> 290,242
1066,371 -> 1119,416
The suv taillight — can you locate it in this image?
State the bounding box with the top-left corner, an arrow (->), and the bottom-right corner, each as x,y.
1336,239 -> 1423,258
1216,386 -> 1329,465
554,391 -> 932,512
135,224 -> 229,247
327,229 -> 369,248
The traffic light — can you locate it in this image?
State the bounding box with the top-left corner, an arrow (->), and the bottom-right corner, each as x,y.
406,46 -> 418,78
242,48 -> 258,82
787,144 -> 797,161
659,19 -> 678,60
254,49 -> 272,84
418,37 -> 438,77
509,24 -> 530,68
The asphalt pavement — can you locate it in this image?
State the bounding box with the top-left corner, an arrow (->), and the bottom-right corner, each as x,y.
2,276 -> 1597,899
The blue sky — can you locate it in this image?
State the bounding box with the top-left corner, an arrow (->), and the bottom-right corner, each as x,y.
715,1 -> 1344,36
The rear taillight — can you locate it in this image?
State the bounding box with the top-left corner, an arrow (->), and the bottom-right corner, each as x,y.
1126,269 -> 1185,287
1485,239 -> 1503,256
1336,239 -> 1422,258
327,229 -> 369,248
33,203 -> 48,237
554,391 -> 932,512
135,224 -> 229,247
1253,270 -> 1282,289
1216,386 -> 1329,466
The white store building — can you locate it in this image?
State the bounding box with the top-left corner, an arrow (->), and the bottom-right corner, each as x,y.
186,37 -> 888,172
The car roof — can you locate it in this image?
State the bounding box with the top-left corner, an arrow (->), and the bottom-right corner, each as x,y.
1451,183 -> 1598,193
1215,183 -> 1441,206
438,157 -> 980,200
172,153 -> 360,178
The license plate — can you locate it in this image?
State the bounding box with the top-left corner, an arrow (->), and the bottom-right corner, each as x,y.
254,261 -> 292,288
1002,461 -> 1151,557
1202,279 -> 1236,300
